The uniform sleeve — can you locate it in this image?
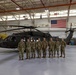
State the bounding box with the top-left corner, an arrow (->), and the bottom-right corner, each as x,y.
30,42 -> 32,47
47,41 -> 49,46
54,41 -> 56,48
35,42 -> 36,48
23,42 -> 25,49
60,41 -> 62,46
26,42 -> 27,48
25,42 -> 26,49
64,41 -> 66,47
18,42 -> 20,50
48,41 -> 50,46
53,41 -> 55,46
35,42 -> 37,48
41,41 -> 42,49
59,41 -> 60,46
41,41 -> 43,48
46,41 -> 48,46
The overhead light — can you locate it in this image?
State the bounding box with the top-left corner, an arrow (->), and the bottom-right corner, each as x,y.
16,8 -> 20,10
45,9 -> 49,13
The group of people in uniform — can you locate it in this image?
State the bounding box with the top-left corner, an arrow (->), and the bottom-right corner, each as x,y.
18,38 -> 66,60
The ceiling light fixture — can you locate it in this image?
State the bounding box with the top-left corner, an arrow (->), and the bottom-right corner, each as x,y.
45,9 -> 49,13
16,8 -> 20,10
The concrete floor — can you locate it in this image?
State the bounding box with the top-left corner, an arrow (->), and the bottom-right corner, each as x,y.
0,46 -> 76,75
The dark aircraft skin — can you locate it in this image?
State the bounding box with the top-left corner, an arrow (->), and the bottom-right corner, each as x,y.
0,25 -> 75,48
0,31 -> 52,48
65,28 -> 74,44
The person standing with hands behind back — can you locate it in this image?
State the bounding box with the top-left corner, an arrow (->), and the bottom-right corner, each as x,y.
60,38 -> 66,58
36,38 -> 42,58
42,38 -> 48,58
31,39 -> 36,58
54,38 -> 60,58
48,38 -> 55,58
26,39 -> 31,59
18,39 -> 25,60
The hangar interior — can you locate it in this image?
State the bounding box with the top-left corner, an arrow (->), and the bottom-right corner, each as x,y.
0,0 -> 76,75
0,0 -> 76,38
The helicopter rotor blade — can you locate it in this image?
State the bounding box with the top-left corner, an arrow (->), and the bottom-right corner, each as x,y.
0,25 -> 37,32
35,28 -> 43,33
0,27 -> 26,32
0,25 -> 37,28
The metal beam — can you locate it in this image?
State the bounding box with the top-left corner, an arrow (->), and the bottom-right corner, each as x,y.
0,2 -> 76,13
67,0 -> 72,23
12,15 -> 18,20
68,0 -> 72,10
40,0 -> 45,7
66,0 -> 72,37
11,0 -> 23,9
0,5 -> 6,11
11,0 -> 34,25
0,17 -> 4,21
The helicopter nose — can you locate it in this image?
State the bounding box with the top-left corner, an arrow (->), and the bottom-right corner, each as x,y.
0,42 -> 2,47
0,42 -> 3,47
0,42 -> 6,48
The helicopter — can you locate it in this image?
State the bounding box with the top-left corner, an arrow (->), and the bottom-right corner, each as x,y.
0,25 -> 53,48
0,24 -> 75,48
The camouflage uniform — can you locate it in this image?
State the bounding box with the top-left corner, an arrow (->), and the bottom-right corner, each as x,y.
18,40 -> 25,60
42,40 -> 48,58
54,41 -> 60,57
31,41 -> 36,58
26,41 -> 31,59
36,40 -> 42,58
48,40 -> 55,57
60,40 -> 66,58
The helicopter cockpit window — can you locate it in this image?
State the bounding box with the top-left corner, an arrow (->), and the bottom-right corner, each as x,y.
5,36 -> 11,41
11,36 -> 16,41
5,36 -> 16,41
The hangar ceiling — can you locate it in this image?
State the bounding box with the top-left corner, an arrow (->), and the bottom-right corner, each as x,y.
0,0 -> 75,14
0,0 -> 76,21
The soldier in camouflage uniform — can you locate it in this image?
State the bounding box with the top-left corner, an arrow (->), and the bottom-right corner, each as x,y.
31,39 -> 36,58
48,38 -> 55,58
18,39 -> 25,60
36,38 -> 42,58
26,39 -> 31,59
54,38 -> 60,58
60,39 -> 66,58
42,38 -> 48,58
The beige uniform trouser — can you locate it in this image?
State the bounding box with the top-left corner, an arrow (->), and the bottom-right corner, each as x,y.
37,47 -> 41,58
31,47 -> 35,58
61,46 -> 65,57
42,48 -> 46,58
19,48 -> 24,60
54,47 -> 59,57
26,48 -> 31,59
49,47 -> 54,57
